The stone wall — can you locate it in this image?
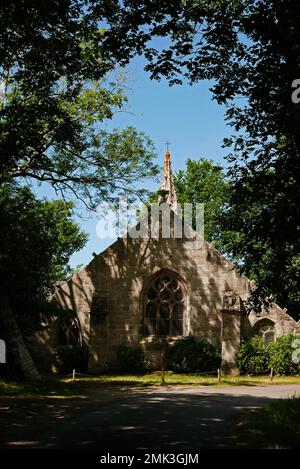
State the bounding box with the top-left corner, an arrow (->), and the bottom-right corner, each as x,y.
35,220 -> 299,375
248,304 -> 300,337
52,233 -> 253,373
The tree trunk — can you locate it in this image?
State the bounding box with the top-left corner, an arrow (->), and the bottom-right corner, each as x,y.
0,293 -> 40,382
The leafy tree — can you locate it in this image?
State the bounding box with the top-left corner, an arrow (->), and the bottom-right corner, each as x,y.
0,0 -> 106,178
236,334 -> 300,375
0,183 -> 87,380
99,0 -> 300,317
236,336 -> 269,375
268,335 -> 300,376
0,1 -> 159,207
63,264 -> 84,282
2,0 -> 299,377
174,158 -> 230,251
0,75 -> 158,208
0,1 -> 160,381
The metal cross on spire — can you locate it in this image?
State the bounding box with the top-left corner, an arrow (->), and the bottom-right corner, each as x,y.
165,140 -> 171,152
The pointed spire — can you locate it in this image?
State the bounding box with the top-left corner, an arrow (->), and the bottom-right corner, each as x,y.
158,144 -> 178,212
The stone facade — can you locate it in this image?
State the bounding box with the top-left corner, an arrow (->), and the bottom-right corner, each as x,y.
33,151 -> 300,374
49,231 -> 300,374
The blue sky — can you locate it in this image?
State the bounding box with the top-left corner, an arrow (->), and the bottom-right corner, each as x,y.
36,56 -> 230,268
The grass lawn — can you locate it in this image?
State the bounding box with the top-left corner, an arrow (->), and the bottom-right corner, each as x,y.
0,372 -> 299,398
237,396 -> 300,448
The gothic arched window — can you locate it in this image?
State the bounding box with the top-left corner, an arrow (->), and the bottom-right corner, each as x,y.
254,320 -> 275,346
144,272 -> 185,337
58,313 -> 82,347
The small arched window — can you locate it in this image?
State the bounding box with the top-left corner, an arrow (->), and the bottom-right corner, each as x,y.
144,271 -> 185,337
58,313 -> 82,347
254,320 -> 275,346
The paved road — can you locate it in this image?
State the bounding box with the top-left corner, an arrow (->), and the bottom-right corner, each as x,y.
1,384 -> 300,449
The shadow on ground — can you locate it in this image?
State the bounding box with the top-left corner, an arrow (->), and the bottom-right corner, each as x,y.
0,387 -> 275,449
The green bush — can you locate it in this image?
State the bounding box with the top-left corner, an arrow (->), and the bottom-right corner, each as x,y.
166,336 -> 221,373
236,336 -> 269,375
268,334 -> 300,375
116,344 -> 149,373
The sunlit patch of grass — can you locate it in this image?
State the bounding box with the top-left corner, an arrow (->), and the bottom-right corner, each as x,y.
0,380 -> 22,395
1,373 -> 299,398
62,372 -> 300,388
62,372 -> 219,387
219,375 -> 300,387
0,376 -> 85,398
43,394 -> 87,399
237,396 -> 300,448
62,372 -> 219,388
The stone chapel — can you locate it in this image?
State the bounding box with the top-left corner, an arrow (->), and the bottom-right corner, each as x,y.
34,149 -> 300,374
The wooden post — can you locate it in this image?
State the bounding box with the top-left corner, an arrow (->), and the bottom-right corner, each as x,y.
160,348 -> 165,384
270,367 -> 274,381
217,368 -> 221,382
72,369 -> 76,381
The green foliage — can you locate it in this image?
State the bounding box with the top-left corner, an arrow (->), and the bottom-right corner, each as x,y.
2,3 -> 299,308
99,1 -> 300,317
0,2 -> 159,208
174,158 -> 230,251
0,3 -> 160,381
148,158 -> 231,252
237,397 -> 300,449
221,176 -> 300,319
3,1 -> 299,316
236,334 -> 300,376
63,264 -> 84,282
167,336 -> 221,373
0,183 -> 87,332
268,335 -> 300,376
116,344 -> 150,373
236,336 -> 269,375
